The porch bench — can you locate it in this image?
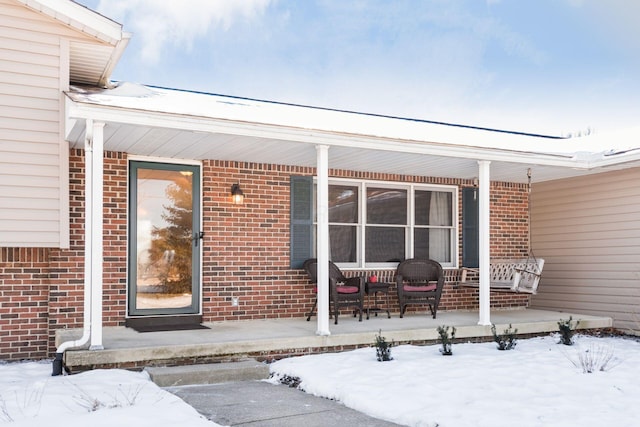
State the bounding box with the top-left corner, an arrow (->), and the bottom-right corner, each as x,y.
458,258 -> 545,294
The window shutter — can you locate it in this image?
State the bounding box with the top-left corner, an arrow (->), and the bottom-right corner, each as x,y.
290,175 -> 313,269
462,187 -> 479,268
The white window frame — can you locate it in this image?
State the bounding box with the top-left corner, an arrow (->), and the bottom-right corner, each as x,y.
314,178 -> 458,270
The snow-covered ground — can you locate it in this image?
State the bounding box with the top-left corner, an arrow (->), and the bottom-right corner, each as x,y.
269,334 -> 640,427
2,334 -> 639,427
0,362 -> 221,427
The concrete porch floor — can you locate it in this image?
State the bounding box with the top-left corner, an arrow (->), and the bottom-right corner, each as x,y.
57,308 -> 612,372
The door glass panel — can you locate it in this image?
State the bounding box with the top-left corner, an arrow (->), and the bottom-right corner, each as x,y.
130,163 -> 199,314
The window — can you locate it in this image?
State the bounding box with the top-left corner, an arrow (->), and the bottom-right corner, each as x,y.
414,190 -> 453,263
365,187 -> 407,263
291,176 -> 457,269
328,184 -> 359,263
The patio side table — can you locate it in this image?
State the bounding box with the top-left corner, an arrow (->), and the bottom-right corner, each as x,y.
365,281 -> 391,320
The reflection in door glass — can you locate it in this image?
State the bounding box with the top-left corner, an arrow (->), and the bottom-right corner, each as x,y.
135,169 -> 193,310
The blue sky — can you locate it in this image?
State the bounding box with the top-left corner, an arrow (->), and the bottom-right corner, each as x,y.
77,0 -> 640,136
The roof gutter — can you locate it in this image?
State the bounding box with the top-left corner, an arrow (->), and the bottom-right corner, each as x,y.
19,0 -> 125,43
64,97 -> 581,169
586,155 -> 640,171
100,32 -> 132,88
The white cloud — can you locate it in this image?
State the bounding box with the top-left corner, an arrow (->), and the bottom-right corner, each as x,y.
564,0 -> 640,54
97,0 -> 273,63
87,0 -> 638,136
431,6 -> 548,66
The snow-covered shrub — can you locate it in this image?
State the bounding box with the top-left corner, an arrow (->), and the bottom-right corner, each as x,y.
72,383 -> 144,412
374,329 -> 394,361
557,316 -> 580,345
437,325 -> 456,356
568,343 -> 620,373
1,396 -> 12,422
491,324 -> 518,350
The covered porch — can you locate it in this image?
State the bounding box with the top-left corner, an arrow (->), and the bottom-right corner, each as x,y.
56,83 -> 629,372
57,308 -> 612,372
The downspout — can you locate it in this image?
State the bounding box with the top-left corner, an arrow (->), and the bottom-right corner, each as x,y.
53,120 -> 94,376
101,32 -> 132,89
89,121 -> 104,350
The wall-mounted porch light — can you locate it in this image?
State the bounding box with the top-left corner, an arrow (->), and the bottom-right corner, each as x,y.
472,177 -> 479,201
230,183 -> 244,205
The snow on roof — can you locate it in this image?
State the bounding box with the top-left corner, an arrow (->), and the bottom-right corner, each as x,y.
67,82 -> 640,160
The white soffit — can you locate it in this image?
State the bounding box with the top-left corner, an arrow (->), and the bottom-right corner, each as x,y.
69,41 -> 121,86
17,0 -> 130,86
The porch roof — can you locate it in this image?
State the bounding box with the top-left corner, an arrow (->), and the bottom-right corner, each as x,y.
64,83 -> 640,183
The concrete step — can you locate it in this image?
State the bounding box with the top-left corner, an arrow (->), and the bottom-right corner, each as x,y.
145,359 -> 270,387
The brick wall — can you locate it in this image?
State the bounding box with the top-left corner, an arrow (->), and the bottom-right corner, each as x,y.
201,160 -> 310,321
490,182 -> 530,258
0,248 -> 50,359
0,150 -> 530,360
101,151 -> 128,325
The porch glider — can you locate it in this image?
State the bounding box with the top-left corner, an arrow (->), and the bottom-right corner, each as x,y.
458,258 -> 545,294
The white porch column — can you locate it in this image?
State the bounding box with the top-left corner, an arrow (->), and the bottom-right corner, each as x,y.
477,160 -> 491,326
315,145 -> 331,336
89,121 -> 105,350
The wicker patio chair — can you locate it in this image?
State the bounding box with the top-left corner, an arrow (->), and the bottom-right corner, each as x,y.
302,258 -> 365,324
396,258 -> 445,319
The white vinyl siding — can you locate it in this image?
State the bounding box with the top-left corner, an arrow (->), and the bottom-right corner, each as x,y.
0,0 -> 62,247
0,0 -> 105,247
530,167 -> 640,332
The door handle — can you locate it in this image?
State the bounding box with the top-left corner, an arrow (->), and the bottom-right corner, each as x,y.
193,231 -> 205,246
